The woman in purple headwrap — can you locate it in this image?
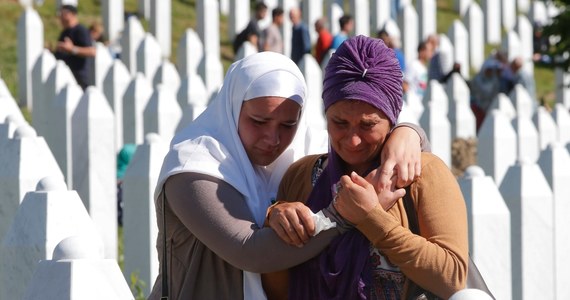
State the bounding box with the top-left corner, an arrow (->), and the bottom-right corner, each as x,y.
264,36 -> 468,299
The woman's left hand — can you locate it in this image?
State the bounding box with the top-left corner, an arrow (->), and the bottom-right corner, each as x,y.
334,172 -> 406,224
267,202 -> 315,247
377,126 -> 422,189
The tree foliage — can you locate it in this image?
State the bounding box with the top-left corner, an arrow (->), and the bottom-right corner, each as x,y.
544,0 -> 570,71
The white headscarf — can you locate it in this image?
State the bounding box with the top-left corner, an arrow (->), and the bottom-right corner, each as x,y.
154,52 -> 308,299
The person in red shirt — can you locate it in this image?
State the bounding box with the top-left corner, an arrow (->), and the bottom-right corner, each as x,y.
314,17 -> 332,65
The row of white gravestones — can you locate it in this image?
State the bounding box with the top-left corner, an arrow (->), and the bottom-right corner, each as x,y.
448,20 -> 470,79
398,4 -> 418,65
122,133 -> 169,297
478,91 -> 570,185
326,0 -> 344,36
298,54 -> 326,131
460,138 -> 570,300
454,0 -> 472,17
121,16 -> 146,76
482,0 -> 501,45
177,28 -> 203,79
0,175 -> 131,299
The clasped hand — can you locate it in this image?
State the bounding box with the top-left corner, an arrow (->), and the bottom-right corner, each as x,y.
268,171 -> 406,247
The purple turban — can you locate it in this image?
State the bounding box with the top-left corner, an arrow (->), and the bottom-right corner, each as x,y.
322,35 -> 403,125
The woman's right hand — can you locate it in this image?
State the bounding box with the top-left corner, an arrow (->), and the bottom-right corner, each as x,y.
267,202 -> 315,247
334,172 -> 405,224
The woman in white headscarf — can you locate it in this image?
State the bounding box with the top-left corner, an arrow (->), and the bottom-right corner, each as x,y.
148,52 -> 426,300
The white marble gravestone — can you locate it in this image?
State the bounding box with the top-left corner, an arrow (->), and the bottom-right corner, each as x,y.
235,41 -> 258,60
502,31 -> 522,62
463,2 -> 484,72
144,85 -> 182,143
371,0 -> 390,33
71,87 -> 117,260
123,133 -> 168,297
502,0 -> 516,32
537,143 -> 570,300
516,15 -> 534,63
176,28 -> 204,79
447,20 -> 470,79
509,84 -> 536,119
0,126 -> 64,245
530,0 -> 548,27
198,54 -> 224,99
326,0 -> 344,36
34,60 -> 76,140
298,54 -> 325,131
136,33 -> 163,83
449,99 -> 476,140
398,4 -> 419,64
437,34 -> 455,77
512,115 -> 540,163
121,16 -> 146,75
303,0 -> 322,44
446,73 -> 470,108
150,0 -> 171,58
350,0 -> 370,37
177,75 -> 208,129
482,0 -> 501,44
403,90 -> 423,122
423,80 -> 449,115
31,50 -> 56,116
51,84 -> 83,188
92,42 -> 114,89
279,0 -> 299,58
23,235 -> 133,300
229,0 -> 249,41
477,110 -> 518,185
489,93 -> 517,121
419,102 -> 451,166
0,94 -> 24,125
0,177 -> 101,300
454,0 -> 472,17
517,0 -> 530,14
0,115 -> 26,140
416,0 -> 436,40
103,60 -> 132,153
533,106 -> 558,151
123,73 -> 153,145
458,166 -> 512,300
17,7 -> 43,110
138,0 -> 150,20
397,101 -> 420,125
197,0 -> 221,60
499,159 -> 554,300
555,68 -> 570,109
552,103 -> 570,145
153,60 -> 181,92
219,0 -> 229,15
102,0 -> 124,43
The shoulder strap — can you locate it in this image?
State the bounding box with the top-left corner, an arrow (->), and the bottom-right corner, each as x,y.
161,185 -> 169,300
402,186 -> 419,235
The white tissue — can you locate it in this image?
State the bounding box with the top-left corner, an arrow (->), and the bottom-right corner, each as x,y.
312,211 -> 337,236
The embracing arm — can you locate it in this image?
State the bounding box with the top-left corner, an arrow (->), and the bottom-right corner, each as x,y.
164,172 -> 338,273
